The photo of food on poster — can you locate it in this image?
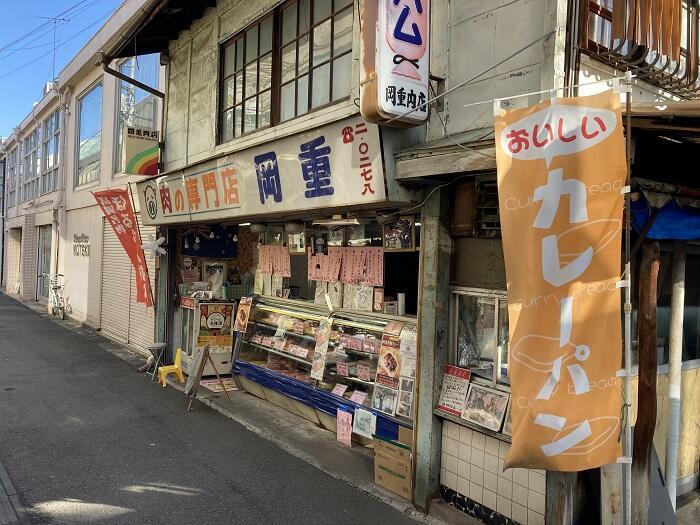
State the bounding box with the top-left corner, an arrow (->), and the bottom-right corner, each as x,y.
197,303 -> 234,350
233,297 -> 253,333
311,318 -> 332,380
376,332 -> 402,387
461,384 -> 509,432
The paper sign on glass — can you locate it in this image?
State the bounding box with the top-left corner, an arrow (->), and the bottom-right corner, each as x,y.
337,409 -> 353,446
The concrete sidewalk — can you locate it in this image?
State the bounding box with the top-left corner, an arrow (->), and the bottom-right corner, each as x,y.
0,292 -> 429,524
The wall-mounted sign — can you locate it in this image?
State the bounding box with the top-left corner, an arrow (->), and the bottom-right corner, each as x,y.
73,234 -> 90,257
123,127 -> 159,176
137,117 -> 386,226
360,0 -> 430,126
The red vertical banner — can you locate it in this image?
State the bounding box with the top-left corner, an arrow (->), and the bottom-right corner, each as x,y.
93,188 -> 153,306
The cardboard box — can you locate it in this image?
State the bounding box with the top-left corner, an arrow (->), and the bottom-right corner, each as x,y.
397,426 -> 414,450
374,434 -> 411,462
374,450 -> 411,500
373,435 -> 412,500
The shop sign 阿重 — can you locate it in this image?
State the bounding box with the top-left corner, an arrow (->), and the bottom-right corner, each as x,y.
137,117 -> 386,226
73,234 -> 90,257
360,0 -> 430,125
495,91 -> 625,471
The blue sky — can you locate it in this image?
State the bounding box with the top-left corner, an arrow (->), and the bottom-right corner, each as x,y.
0,0 -> 122,138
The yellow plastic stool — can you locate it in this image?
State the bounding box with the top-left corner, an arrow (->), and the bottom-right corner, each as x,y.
158,348 -> 185,387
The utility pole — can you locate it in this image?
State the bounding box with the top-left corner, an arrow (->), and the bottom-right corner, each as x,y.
36,16 -> 70,81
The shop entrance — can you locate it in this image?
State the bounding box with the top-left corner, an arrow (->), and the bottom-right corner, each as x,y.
36,225 -> 51,302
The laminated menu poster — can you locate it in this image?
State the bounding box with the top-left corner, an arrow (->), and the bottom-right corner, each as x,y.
436,365 -> 472,416
376,333 -> 402,389
310,318 -> 332,380
233,297 -> 253,333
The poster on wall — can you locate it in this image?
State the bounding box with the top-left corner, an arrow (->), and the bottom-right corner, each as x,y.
495,90 -> 625,470
93,188 -> 152,306
359,0 -> 431,125
436,365 -> 472,417
196,303 -> 234,352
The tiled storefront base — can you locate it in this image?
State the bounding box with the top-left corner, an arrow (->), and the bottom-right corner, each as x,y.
440,485 -> 513,525
440,420 -> 545,525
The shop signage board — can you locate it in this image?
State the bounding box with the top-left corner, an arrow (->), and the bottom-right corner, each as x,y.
123,127 -> 159,176
73,234 -> 90,257
93,188 -> 153,306
360,0 -> 430,125
137,117 -> 386,226
495,90 -> 625,471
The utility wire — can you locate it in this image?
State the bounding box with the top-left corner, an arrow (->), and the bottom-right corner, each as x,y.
0,7 -> 117,82
0,0 -> 106,60
0,0 -> 99,52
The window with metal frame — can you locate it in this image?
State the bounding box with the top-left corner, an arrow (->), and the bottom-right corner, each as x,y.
41,109 -> 60,194
6,147 -> 17,208
451,287 -> 510,388
76,83 -> 103,187
580,0 -> 700,98
22,129 -> 40,202
218,0 -> 353,143
114,54 -> 160,174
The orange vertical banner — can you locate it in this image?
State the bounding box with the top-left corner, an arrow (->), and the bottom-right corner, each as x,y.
495,91 -> 626,471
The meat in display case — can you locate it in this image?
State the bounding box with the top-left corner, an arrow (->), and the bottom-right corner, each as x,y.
233,296 -> 418,431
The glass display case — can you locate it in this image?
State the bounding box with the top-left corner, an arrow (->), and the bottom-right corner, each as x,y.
234,296 -> 418,428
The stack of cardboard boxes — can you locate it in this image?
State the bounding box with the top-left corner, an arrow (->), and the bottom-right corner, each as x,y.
373,427 -> 413,500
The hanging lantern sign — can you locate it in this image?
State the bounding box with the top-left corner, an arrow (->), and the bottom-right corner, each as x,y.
360,0 -> 430,126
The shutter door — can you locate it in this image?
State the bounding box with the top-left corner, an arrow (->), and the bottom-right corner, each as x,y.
100,218 -> 130,344
127,218 -> 156,352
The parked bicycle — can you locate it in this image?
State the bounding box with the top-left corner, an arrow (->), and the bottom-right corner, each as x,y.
44,273 -> 66,320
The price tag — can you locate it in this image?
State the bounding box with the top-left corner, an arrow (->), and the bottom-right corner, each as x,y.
349,390 -> 368,404
332,383 -> 348,397
337,362 -> 349,377
357,364 -> 371,382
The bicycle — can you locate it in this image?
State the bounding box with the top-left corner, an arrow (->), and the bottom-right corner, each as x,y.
45,273 -> 66,320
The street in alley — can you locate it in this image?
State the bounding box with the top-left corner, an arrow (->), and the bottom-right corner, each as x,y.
0,293 -> 417,525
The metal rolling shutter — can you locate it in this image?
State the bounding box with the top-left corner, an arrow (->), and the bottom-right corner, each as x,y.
127,219 -> 156,352
100,218 -> 130,344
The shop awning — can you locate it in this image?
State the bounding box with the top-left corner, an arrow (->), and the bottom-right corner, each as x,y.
107,0 -> 216,59
395,101 -> 700,180
394,127 -> 496,181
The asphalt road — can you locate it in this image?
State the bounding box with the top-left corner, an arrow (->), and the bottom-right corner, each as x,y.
0,293 -> 416,525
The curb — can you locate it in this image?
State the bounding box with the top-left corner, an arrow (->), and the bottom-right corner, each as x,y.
0,460 -> 27,525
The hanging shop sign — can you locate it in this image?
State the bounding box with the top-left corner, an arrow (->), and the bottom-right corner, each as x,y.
495,90 -> 625,471
137,117 -> 385,226
73,234 -> 90,257
93,188 -> 153,306
359,0 -> 430,126
123,127 -> 159,176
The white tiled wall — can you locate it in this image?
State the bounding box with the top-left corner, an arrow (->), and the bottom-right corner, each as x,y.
440,420 -> 546,525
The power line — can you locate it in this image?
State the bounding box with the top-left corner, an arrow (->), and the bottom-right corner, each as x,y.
0,0 -> 106,53
0,7 -> 117,82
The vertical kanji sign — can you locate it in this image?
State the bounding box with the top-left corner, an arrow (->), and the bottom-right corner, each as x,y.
93,188 -> 153,306
495,91 -> 625,471
360,0 -> 430,125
